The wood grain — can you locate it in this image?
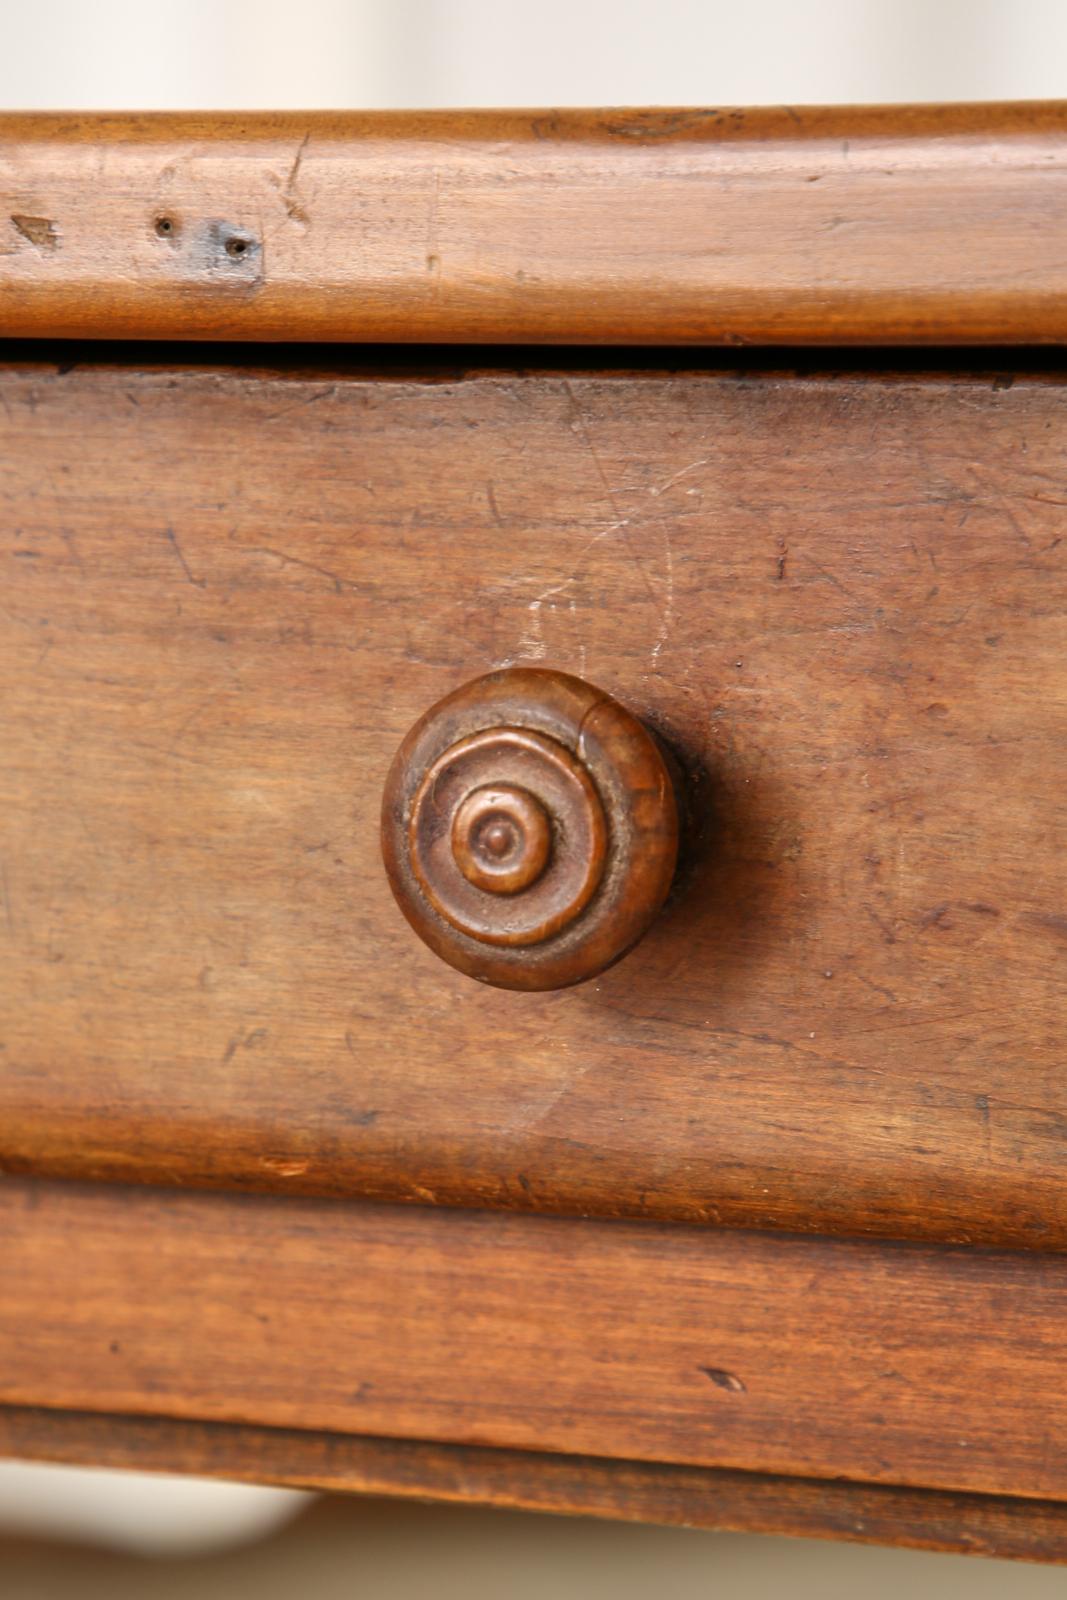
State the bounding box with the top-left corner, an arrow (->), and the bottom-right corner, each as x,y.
2,352 -> 1067,1249
4,1405 -> 1067,1564
4,1179 -> 1067,1503
4,105 -> 1067,345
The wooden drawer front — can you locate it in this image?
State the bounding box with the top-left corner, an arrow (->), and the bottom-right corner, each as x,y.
2,353 -> 1065,1248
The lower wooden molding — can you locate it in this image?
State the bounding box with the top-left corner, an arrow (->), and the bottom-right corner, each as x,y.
6,1180 -> 1067,1505
5,1178 -> 1067,1561
2,1406 -> 1066,1565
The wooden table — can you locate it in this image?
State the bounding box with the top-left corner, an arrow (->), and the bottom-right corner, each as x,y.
2,104 -> 1067,1563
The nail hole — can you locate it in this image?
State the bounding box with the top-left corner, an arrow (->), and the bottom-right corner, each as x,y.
154,215 -> 175,237
226,236 -> 250,259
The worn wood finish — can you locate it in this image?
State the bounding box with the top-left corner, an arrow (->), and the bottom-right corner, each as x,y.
5,106 -> 1067,346
2,352 -> 1067,1247
5,1179 -> 1067,1503
4,1407 -> 1067,1564
381,667 -> 678,989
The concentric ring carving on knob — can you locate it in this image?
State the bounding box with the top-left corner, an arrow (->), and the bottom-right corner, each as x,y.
451,781 -> 552,896
381,668 -> 679,991
410,726 -> 607,946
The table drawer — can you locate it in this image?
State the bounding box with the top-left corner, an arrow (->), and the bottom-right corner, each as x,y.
2,350 -> 1064,1249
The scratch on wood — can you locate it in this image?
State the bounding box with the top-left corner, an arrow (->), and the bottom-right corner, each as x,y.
501,1053 -> 592,1137
519,575 -> 576,661
866,907 -> 898,946
802,552 -> 863,606
163,526 -> 205,588
264,386 -> 339,423
221,1027 -> 269,1066
650,526 -> 675,668
260,1157 -> 310,1178
282,133 -> 311,225
245,545 -> 359,594
648,458 -> 709,497
563,379 -> 662,618
425,167 -> 442,284
853,972 -> 898,1004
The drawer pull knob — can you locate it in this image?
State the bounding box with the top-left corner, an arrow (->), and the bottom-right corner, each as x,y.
381,668 -> 678,990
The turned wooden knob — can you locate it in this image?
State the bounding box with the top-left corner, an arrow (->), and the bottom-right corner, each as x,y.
381,668 -> 678,990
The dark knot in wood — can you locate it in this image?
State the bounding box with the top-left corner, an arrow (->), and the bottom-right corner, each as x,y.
381,668 -> 679,991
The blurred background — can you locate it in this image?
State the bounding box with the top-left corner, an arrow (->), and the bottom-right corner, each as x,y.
4,0 -> 1067,108
1,0 -> 1064,1593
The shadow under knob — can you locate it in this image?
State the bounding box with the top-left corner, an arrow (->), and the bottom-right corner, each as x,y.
381,667 -> 678,991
